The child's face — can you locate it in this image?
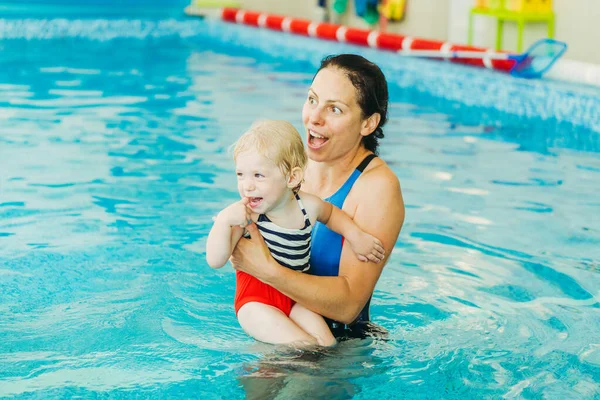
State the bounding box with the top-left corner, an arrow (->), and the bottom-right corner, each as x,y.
235,151 -> 291,214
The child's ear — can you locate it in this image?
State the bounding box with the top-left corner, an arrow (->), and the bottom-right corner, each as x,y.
287,167 -> 304,190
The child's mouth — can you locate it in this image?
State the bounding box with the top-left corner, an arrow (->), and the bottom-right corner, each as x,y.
308,130 -> 328,149
249,197 -> 263,208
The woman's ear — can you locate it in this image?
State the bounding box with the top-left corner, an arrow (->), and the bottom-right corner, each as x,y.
360,113 -> 381,137
287,167 -> 304,190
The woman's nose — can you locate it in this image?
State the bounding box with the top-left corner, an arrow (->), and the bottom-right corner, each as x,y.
309,106 -> 324,125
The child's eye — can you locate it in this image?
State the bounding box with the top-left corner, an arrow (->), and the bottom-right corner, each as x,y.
331,106 -> 341,114
236,172 -> 243,178
254,173 -> 264,178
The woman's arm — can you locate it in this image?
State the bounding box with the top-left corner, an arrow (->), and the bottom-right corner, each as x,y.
231,167 -> 404,324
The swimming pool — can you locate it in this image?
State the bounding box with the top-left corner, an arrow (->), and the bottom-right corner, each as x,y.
1,3 -> 599,398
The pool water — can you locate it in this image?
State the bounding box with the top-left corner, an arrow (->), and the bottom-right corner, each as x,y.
1,7 -> 600,399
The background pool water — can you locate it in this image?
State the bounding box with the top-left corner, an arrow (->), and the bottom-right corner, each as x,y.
1,6 -> 600,399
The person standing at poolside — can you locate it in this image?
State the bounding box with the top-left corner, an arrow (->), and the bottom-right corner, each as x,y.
230,54 -> 405,339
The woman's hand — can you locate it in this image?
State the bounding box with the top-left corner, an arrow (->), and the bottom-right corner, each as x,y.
230,222 -> 279,282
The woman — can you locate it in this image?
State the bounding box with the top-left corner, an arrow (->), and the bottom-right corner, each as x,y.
230,54 -> 405,339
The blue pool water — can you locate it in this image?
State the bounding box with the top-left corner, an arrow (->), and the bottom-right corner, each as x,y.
1,4 -> 600,399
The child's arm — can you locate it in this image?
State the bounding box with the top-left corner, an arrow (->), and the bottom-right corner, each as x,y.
300,192 -> 385,263
206,198 -> 252,269
318,201 -> 385,263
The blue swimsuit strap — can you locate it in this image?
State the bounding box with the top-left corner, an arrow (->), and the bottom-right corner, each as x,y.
326,154 -> 378,208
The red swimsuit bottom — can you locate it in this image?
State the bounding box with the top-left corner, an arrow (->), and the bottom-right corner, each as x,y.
234,271 -> 295,316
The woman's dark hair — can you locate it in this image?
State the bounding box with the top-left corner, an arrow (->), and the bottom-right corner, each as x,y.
317,54 -> 389,154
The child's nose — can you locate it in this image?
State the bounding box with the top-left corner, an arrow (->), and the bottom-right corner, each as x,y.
244,181 -> 255,192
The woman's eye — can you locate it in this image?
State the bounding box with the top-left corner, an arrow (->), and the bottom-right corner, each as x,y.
331,106 -> 341,114
308,96 -> 317,105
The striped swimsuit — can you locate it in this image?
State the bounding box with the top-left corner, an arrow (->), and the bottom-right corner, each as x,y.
254,194 -> 311,272
234,194 -> 312,316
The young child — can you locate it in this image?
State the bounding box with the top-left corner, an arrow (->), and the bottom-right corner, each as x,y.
206,119 -> 385,347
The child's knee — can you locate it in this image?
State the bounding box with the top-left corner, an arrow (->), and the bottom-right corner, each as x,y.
315,334 -> 337,347
293,337 -> 318,348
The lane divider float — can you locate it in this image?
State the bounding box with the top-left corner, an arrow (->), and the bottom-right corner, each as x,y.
184,6 -> 515,73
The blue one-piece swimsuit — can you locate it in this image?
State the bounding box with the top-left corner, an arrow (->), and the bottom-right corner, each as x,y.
309,154 -> 386,339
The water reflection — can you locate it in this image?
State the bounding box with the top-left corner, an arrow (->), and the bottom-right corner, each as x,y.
238,339 -> 388,400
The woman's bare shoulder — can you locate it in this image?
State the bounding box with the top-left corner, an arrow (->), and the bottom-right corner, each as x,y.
350,158 -> 405,244
356,158 -> 402,198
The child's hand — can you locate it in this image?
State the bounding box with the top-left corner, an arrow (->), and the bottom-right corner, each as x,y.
347,232 -> 385,263
218,198 -> 252,228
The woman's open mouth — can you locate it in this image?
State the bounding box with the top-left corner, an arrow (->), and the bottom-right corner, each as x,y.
308,130 -> 329,149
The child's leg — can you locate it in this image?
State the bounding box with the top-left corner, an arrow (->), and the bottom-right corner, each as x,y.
237,302 -> 317,345
289,304 -> 337,347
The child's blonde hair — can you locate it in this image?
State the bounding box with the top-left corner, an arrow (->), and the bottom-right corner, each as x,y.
233,119 -> 307,192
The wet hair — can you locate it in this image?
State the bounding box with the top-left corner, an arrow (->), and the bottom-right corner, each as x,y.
232,119 -> 307,193
317,54 -> 389,154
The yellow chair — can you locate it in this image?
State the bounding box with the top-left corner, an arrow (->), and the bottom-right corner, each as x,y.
468,0 -> 555,52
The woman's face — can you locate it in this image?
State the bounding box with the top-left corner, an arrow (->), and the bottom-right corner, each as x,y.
302,67 -> 368,163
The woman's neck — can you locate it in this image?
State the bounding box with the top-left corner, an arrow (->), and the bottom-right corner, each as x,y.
306,146 -> 371,198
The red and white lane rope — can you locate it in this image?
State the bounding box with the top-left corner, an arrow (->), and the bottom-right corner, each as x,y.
216,8 -> 515,73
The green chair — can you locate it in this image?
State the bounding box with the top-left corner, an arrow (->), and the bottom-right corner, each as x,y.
468,0 -> 555,52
